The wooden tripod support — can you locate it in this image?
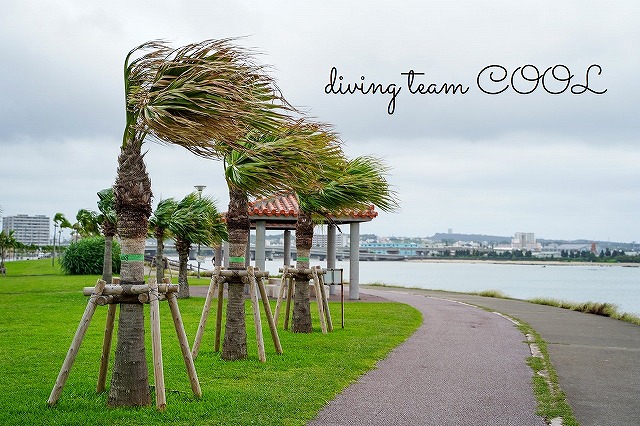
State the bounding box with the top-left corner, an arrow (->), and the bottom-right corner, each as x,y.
191,266 -> 283,362
48,277 -> 201,411
274,266 -> 333,333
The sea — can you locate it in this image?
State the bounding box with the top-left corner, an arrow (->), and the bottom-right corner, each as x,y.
185,258 -> 640,316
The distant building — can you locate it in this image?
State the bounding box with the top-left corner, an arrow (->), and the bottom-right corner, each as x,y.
512,232 -> 541,252
313,232 -> 349,248
2,214 -> 51,246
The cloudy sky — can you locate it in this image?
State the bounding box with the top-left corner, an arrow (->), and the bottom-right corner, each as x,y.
1,0 -> 638,243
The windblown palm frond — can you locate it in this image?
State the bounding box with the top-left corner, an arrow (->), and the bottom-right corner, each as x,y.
224,120 -> 344,196
169,193 -> 227,246
297,155 -> 399,217
97,188 -> 117,231
149,198 -> 179,239
124,39 -> 292,156
75,209 -> 101,238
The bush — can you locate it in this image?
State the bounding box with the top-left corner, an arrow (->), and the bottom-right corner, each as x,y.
60,236 -> 121,275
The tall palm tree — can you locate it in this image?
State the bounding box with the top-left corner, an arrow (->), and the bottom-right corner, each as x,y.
169,192 -> 227,299
107,39 -> 290,407
149,198 -> 179,286
97,188 -> 117,283
220,123 -> 343,360
292,156 -> 398,332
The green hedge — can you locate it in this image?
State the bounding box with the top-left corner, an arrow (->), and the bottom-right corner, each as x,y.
60,236 -> 120,275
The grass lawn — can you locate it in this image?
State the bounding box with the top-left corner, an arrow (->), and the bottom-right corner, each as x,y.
0,259 -> 421,425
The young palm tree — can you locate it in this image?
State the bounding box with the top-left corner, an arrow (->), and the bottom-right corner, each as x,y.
169,192 -> 227,299
220,123 -> 343,360
97,188 -> 117,283
107,39 -> 291,407
149,198 -> 179,286
292,156 -> 398,332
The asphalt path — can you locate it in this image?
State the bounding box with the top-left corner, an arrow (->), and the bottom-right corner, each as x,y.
308,288 -> 546,426
351,287 -> 640,426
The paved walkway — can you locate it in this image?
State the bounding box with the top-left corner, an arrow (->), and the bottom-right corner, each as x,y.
311,286 -> 640,426
309,288 -> 546,426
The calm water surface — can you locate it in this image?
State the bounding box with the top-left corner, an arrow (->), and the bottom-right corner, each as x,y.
190,259 -> 640,316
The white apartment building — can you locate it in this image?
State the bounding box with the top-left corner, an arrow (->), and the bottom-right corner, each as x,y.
512,232 -> 541,251
2,214 -> 51,246
312,231 -> 349,248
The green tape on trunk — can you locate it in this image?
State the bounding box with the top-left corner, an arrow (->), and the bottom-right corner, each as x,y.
120,253 -> 144,262
297,256 -> 309,262
229,256 -> 245,263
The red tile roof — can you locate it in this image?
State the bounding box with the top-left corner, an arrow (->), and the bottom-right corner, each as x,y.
248,193 -> 378,222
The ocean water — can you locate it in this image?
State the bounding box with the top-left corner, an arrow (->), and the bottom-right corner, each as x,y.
187,258 -> 640,316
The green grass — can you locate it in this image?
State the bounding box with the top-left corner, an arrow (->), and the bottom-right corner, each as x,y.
528,297 -> 640,325
0,259 -> 421,426
516,323 -> 578,426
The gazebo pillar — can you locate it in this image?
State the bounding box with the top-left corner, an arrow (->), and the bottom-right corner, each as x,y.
327,224 -> 337,295
327,224 -> 336,269
349,222 -> 360,300
283,230 -> 291,267
255,220 -> 266,271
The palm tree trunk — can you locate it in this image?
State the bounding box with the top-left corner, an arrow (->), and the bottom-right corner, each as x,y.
292,209 -> 313,333
222,185 -> 248,360
102,222 -> 116,284
155,228 -> 165,285
108,142 -> 152,407
176,237 -> 191,299
102,234 -> 114,284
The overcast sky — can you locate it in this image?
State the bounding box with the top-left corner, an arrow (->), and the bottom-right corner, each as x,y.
1,0 -> 638,243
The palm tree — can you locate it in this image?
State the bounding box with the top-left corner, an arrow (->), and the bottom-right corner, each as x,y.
292,156 -> 398,332
169,192 -> 227,299
220,123 -> 343,360
75,209 -> 101,239
0,229 -> 16,272
107,39 -> 290,407
97,188 -> 117,283
149,198 -> 179,286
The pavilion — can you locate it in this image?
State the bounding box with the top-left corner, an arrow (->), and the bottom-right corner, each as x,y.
221,193 -> 378,300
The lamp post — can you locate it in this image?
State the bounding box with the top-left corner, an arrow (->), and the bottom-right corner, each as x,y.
52,223 -> 57,267
194,185 -> 206,279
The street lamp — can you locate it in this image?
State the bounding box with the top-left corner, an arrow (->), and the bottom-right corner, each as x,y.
52,223 -> 57,267
194,185 -> 206,279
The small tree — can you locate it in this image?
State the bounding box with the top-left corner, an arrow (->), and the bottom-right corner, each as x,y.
292,156 -> 398,332
169,192 -> 227,298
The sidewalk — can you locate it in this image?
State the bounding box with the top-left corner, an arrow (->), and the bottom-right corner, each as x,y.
309,288 -> 546,426
349,286 -> 640,426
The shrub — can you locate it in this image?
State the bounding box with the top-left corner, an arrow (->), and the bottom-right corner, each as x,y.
60,236 -> 121,275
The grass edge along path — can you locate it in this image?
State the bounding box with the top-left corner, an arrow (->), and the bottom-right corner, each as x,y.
0,259 -> 422,426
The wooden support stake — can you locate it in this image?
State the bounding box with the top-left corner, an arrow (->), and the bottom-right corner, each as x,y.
256,275 -> 283,355
274,267 -> 289,327
247,267 -> 266,363
48,279 -> 106,406
149,279 -> 166,411
192,272 -> 218,359
312,268 -> 327,334
96,303 -> 117,393
284,276 -> 294,330
166,293 -> 202,397
317,268 -> 333,332
214,277 -> 224,353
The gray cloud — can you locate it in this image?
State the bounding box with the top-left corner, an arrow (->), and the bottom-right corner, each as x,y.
1,0 -> 638,242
